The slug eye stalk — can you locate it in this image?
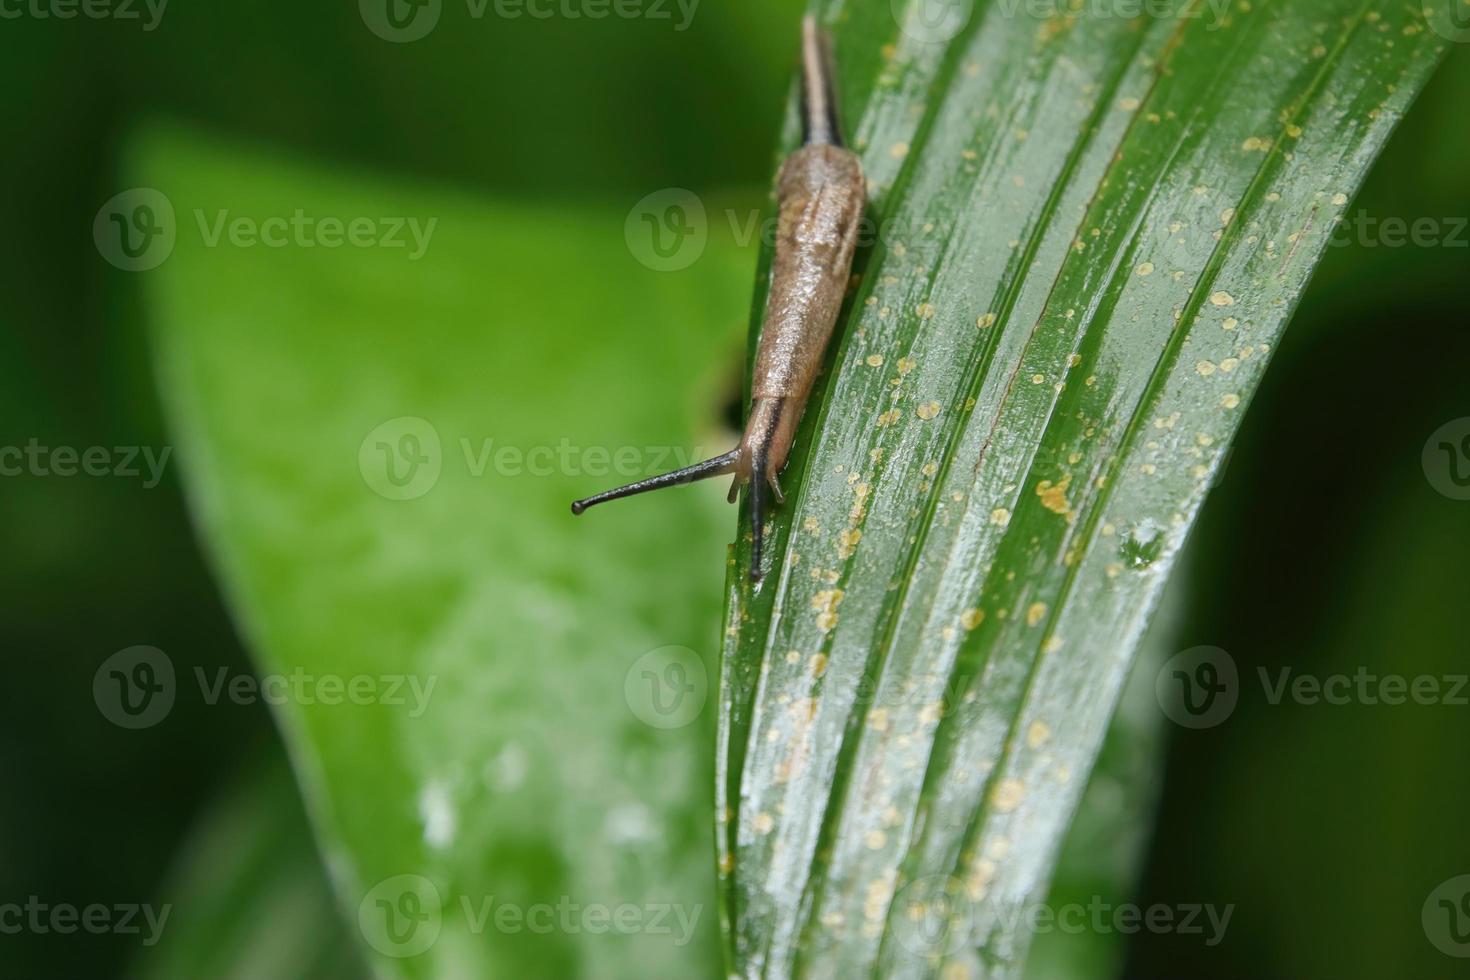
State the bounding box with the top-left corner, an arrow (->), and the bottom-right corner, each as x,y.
568,450 -> 740,516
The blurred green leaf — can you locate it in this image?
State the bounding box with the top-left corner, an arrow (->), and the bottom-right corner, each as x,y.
139,126 -> 755,977
134,751 -> 367,980
716,2 -> 1447,976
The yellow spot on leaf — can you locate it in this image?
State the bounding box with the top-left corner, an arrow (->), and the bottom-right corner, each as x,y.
812,589 -> 844,632
1035,475 -> 1072,517
990,778 -> 1026,813
1027,721 -> 1051,747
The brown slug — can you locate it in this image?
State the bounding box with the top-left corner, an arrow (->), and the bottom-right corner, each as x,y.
572,16 -> 866,581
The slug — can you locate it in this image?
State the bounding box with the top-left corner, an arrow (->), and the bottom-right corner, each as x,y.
572,16 -> 866,581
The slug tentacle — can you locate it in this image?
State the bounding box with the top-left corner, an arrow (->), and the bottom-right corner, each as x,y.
800,15 -> 843,148
570,449 -> 741,515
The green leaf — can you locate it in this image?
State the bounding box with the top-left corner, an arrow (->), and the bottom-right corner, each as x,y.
134,753 -> 367,980
1019,569 -> 1178,980
138,127 -> 755,978
716,2 -> 1447,975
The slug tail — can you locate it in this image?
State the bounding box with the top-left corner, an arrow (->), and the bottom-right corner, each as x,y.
570,449 -> 741,514
800,15 -> 844,147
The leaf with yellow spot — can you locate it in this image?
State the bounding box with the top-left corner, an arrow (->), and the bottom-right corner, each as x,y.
716,1 -> 1446,977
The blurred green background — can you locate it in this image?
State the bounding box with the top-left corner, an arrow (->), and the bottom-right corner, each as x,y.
1,1 -> 1466,977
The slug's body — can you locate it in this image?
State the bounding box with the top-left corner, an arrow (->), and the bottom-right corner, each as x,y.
572,17 -> 866,580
